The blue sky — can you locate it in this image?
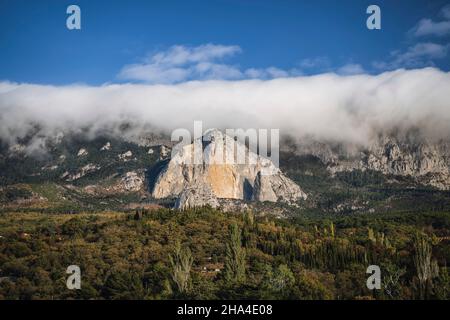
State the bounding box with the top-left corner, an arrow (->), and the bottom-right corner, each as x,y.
1,0 -> 450,85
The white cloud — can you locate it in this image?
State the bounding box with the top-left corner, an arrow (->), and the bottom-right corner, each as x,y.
395,42 -> 448,62
118,44 -> 243,83
375,5 -> 450,71
2,68 -> 450,154
336,64 -> 365,75
244,67 -> 291,79
298,57 -> 331,70
194,62 -> 242,80
265,67 -> 290,78
410,5 -> 450,37
149,44 -> 241,65
441,4 -> 450,20
119,64 -> 190,84
373,42 -> 449,70
244,68 -> 265,79
119,44 -> 306,83
411,18 -> 450,37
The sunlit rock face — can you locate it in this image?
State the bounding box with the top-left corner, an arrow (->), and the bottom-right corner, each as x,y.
151,129 -> 307,209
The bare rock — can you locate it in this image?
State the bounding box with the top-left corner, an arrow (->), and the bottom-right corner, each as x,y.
77,148 -> 88,157
152,129 -> 307,209
100,142 -> 111,151
121,171 -> 144,192
175,181 -> 220,209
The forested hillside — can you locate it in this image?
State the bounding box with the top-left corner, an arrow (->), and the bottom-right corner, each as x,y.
0,208 -> 448,300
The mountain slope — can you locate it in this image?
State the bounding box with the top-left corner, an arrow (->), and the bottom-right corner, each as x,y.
1,128 -> 450,215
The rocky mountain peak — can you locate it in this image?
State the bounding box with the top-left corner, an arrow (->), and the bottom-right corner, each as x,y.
151,129 -> 307,209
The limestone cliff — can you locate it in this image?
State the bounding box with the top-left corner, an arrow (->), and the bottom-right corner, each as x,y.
289,134 -> 450,190
151,129 -> 307,208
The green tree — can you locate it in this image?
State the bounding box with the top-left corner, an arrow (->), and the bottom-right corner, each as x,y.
413,233 -> 438,299
102,271 -> 145,300
224,223 -> 246,284
169,241 -> 193,295
330,222 -> 335,238
262,264 -> 295,298
433,267 -> 450,300
368,227 -> 376,244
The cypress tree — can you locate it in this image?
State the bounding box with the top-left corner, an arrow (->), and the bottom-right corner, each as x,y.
169,241 -> 193,295
224,223 -> 246,284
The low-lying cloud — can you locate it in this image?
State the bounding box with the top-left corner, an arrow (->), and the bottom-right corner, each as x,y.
1,68 -> 450,153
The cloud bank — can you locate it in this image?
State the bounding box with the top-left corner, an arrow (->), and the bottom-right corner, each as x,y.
1,68 -> 450,153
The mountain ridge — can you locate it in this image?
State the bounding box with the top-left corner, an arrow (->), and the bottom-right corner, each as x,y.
2,128 -> 450,215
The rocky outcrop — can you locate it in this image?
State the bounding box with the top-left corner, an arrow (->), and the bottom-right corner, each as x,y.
118,151 -> 133,161
82,170 -> 145,195
65,163 -> 100,181
152,129 -> 307,209
363,137 -> 449,176
77,148 -> 88,157
100,142 -> 111,151
121,171 -> 144,192
253,171 -> 304,203
175,181 -> 220,209
292,134 -> 450,190
159,145 -> 170,159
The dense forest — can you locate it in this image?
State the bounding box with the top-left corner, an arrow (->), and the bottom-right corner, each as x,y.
0,208 -> 449,300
